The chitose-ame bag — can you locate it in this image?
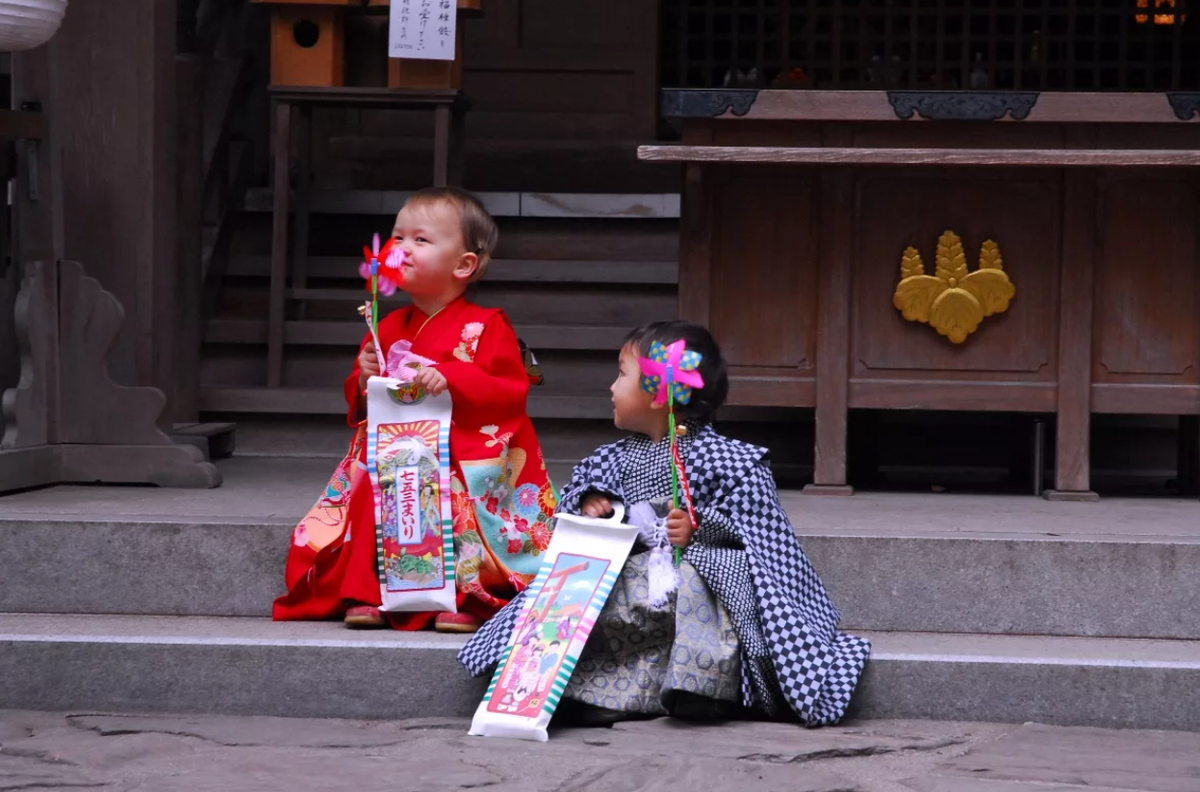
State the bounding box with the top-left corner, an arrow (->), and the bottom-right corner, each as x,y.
366,375 -> 456,614
469,505 -> 638,742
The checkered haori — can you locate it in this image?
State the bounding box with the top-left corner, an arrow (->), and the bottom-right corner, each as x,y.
457,425 -> 871,726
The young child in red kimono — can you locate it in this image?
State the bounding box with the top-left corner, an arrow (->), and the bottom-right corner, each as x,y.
273,187 -> 557,633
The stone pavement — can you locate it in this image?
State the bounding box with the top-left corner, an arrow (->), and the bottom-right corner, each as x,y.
1,710 -> 1196,792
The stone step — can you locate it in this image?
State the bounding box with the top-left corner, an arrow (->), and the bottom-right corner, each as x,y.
1,457 -> 1198,639
1,614 -> 1197,732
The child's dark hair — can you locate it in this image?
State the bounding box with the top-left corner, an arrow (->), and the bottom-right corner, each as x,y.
403,186 -> 499,281
622,320 -> 729,424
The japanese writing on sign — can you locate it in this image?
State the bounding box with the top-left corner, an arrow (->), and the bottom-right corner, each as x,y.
396,466 -> 422,545
389,0 -> 456,61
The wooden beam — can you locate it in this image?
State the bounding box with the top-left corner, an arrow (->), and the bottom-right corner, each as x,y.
205,318 -> 631,351
639,146 -> 1200,168
226,255 -> 678,284
266,85 -> 468,109
1046,162 -> 1099,502
240,190 -> 681,219
198,386 -> 613,419
805,132 -> 854,496
658,89 -> 1200,124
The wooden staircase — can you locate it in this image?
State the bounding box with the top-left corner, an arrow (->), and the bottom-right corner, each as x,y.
197,190 -> 681,462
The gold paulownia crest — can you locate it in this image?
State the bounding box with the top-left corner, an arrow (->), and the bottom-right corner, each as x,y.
892,230 -> 1015,344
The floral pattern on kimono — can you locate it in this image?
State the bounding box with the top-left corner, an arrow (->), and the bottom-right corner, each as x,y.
273,296 -> 557,629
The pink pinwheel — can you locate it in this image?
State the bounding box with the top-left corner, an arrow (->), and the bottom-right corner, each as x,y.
638,339 -> 705,406
358,234 -> 407,296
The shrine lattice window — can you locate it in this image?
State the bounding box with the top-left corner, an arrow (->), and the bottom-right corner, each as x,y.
659,0 -> 1200,91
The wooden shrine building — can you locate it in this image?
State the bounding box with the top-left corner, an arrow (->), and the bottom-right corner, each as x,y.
645,1 -> 1200,501
1,0 -> 1198,500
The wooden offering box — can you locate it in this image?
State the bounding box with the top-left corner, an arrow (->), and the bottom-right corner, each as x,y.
253,0 -> 360,87
641,89 -> 1200,500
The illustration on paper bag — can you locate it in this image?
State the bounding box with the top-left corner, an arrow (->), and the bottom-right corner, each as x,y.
376,419 -> 446,593
488,553 -> 609,718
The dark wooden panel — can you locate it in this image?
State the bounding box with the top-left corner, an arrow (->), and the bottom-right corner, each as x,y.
314,0 -> 661,193
1096,125 -> 1200,150
852,175 -> 1059,378
1092,384 -> 1200,415
711,123 -> 825,147
727,373 -> 816,408
1094,179 -> 1200,381
710,171 -> 817,370
849,379 -> 1056,412
519,0 -> 637,48
852,123 -> 1066,150
465,72 -> 636,115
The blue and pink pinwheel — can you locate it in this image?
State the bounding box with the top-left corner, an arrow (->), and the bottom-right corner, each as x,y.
638,339 -> 704,564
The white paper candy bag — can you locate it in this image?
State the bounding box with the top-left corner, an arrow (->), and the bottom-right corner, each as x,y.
366,375 -> 455,613
469,505 -> 638,742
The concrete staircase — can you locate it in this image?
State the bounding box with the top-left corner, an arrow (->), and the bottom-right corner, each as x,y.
2,456 -> 1198,730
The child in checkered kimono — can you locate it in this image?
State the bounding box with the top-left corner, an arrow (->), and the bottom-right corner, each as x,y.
459,321 -> 870,726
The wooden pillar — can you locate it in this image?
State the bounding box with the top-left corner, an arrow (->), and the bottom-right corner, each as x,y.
1045,153 -> 1100,501
175,54 -> 205,423
52,0 -> 179,426
805,130 -> 854,496
0,262 -> 17,411
678,123 -> 713,326
8,43 -> 61,450
267,99 -> 292,388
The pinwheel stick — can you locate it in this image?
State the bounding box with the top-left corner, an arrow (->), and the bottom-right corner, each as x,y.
371,265 -> 379,339
666,365 -> 683,566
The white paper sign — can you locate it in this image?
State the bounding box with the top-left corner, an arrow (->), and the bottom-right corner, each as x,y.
389,0 -> 457,61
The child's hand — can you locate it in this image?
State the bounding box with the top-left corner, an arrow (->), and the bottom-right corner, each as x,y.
581,493 -> 613,518
358,341 -> 380,388
666,508 -> 695,549
415,366 -> 449,395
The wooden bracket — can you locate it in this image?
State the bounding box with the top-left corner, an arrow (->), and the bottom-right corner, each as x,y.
0,260 -> 221,492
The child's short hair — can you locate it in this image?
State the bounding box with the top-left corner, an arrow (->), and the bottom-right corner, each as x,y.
622,320 -> 729,424
403,186 -> 499,281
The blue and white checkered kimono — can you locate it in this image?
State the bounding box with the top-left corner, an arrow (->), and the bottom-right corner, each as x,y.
458,423 -> 870,726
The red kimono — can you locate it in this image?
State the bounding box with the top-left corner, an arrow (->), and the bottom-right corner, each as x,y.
273,296 -> 558,630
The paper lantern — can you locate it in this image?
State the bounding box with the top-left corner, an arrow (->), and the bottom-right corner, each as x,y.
0,0 -> 68,52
